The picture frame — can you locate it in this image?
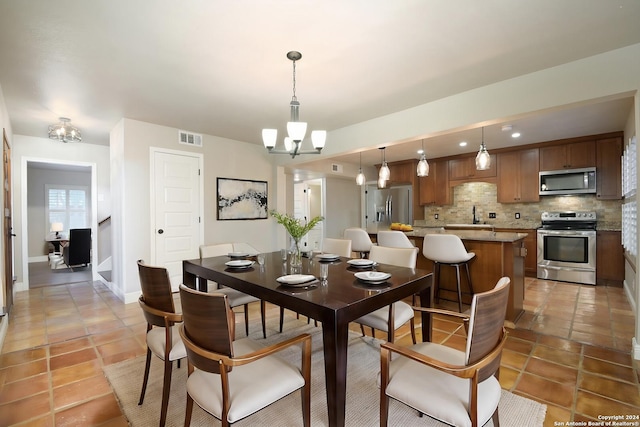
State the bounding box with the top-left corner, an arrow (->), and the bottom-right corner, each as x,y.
216,177 -> 268,220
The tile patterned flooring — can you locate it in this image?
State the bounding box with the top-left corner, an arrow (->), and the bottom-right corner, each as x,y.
0,277 -> 638,426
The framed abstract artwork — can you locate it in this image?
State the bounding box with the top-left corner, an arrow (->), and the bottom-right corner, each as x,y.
216,177 -> 268,220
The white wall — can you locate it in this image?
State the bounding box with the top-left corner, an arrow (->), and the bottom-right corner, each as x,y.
325,177 -> 361,239
110,118 -> 279,302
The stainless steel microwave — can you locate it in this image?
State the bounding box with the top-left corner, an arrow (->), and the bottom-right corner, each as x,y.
539,167 -> 596,195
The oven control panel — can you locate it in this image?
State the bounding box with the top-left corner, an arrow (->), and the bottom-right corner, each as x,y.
541,211 -> 596,221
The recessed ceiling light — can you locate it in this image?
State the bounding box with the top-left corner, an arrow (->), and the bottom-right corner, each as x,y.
501,124 -> 513,132
459,141 -> 467,147
511,132 -> 521,138
417,149 -> 424,155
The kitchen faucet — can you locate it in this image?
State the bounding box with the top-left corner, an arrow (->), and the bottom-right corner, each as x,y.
472,205 -> 480,224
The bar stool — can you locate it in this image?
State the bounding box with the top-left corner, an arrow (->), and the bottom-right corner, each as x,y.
422,234 -> 475,312
344,227 -> 374,258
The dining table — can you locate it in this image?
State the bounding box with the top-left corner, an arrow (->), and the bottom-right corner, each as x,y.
182,251 -> 433,427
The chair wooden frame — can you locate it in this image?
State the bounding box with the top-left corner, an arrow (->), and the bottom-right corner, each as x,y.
137,260 -> 185,427
178,286 -> 312,427
379,277 -> 510,427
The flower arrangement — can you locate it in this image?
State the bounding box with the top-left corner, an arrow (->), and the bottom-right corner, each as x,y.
270,210 -> 324,265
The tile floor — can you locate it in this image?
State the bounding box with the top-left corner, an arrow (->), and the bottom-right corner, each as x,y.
0,277 -> 638,426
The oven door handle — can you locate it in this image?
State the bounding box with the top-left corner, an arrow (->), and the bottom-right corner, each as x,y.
537,230 -> 596,237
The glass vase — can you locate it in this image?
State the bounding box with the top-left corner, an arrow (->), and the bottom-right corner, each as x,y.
289,238 -> 303,267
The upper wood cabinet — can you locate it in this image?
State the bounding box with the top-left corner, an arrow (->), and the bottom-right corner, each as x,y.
448,154 -> 497,181
386,161 -> 414,186
497,148 -> 540,203
596,136 -> 622,200
539,140 -> 596,171
419,159 -> 451,205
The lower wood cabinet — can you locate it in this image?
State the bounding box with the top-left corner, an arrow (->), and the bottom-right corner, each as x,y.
596,230 -> 624,285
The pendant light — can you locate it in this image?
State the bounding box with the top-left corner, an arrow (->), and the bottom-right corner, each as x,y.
378,147 -> 390,181
475,127 -> 491,170
355,152 -> 366,186
416,139 -> 429,177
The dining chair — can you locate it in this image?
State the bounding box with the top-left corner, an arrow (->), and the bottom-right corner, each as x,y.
422,233 -> 475,312
344,227 -> 374,258
321,238 -> 352,257
376,230 -> 416,249
354,245 -> 419,343
137,260 -> 187,427
178,285 -> 312,427
379,277 -> 510,427
199,243 -> 267,338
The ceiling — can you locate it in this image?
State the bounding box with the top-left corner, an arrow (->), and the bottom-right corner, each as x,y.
0,1 -> 639,170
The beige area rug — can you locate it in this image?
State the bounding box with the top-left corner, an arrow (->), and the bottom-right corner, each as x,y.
103,319 -> 546,426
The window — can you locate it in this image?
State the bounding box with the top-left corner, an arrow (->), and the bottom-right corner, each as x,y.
45,185 -> 89,234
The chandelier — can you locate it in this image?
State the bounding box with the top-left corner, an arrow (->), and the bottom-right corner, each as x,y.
48,117 -> 82,143
262,51 -> 326,158
475,127 -> 491,170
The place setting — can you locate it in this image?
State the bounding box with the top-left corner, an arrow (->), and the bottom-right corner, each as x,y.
346,258 -> 377,270
353,270 -> 391,286
275,274 -> 320,292
314,253 -> 341,263
224,259 -> 255,271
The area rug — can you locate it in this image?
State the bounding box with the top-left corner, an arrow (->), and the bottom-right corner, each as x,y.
103,320 -> 546,426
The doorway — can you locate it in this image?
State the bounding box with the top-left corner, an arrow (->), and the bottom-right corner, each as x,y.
22,158 -> 97,289
293,178 -> 324,253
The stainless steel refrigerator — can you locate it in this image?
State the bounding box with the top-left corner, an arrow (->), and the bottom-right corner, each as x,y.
365,184 -> 413,229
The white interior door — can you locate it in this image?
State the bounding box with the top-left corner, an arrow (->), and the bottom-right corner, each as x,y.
152,150 -> 202,288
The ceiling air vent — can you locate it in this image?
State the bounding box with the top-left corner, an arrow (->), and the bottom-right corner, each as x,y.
178,130 -> 203,147
331,163 -> 343,173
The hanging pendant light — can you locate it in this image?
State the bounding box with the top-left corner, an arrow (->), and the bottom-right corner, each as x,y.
416,139 -> 429,177
378,147 -> 390,181
475,127 -> 491,170
355,152 -> 366,186
262,51 -> 326,158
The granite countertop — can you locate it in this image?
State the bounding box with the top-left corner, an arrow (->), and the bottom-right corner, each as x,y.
405,228 -> 528,242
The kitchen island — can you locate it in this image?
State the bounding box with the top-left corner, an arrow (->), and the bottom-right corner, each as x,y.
385,228 -> 527,324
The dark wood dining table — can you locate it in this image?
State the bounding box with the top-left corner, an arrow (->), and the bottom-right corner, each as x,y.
182,252 -> 433,427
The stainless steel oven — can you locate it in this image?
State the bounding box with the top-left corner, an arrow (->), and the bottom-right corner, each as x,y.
537,211 -> 596,285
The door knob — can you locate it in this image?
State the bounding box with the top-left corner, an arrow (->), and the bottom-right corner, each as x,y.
158,229 -> 164,234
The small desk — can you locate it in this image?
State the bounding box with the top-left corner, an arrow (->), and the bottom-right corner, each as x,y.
46,237 -> 68,253
183,252 -> 433,427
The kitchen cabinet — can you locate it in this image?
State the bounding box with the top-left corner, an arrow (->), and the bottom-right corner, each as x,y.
419,159 -> 451,205
497,148 -> 539,203
495,228 -> 537,277
385,160 -> 415,186
596,136 -> 622,200
539,140 -> 595,171
448,154 -> 497,182
596,230 -> 624,286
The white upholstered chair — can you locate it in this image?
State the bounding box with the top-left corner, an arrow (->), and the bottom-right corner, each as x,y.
199,243 -> 266,338
178,285 -> 311,427
344,227 -> 374,258
354,245 -> 419,343
321,238 -> 352,257
376,230 -> 415,249
422,234 -> 475,312
137,260 -> 187,427
379,277 -> 511,427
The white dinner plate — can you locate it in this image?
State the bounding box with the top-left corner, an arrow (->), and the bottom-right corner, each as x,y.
354,271 -> 391,284
225,260 -> 254,269
276,274 -> 317,286
347,259 -> 375,268
316,253 -> 340,261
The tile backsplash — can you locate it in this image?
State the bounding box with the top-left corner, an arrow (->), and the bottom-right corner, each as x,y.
418,182 -> 621,230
